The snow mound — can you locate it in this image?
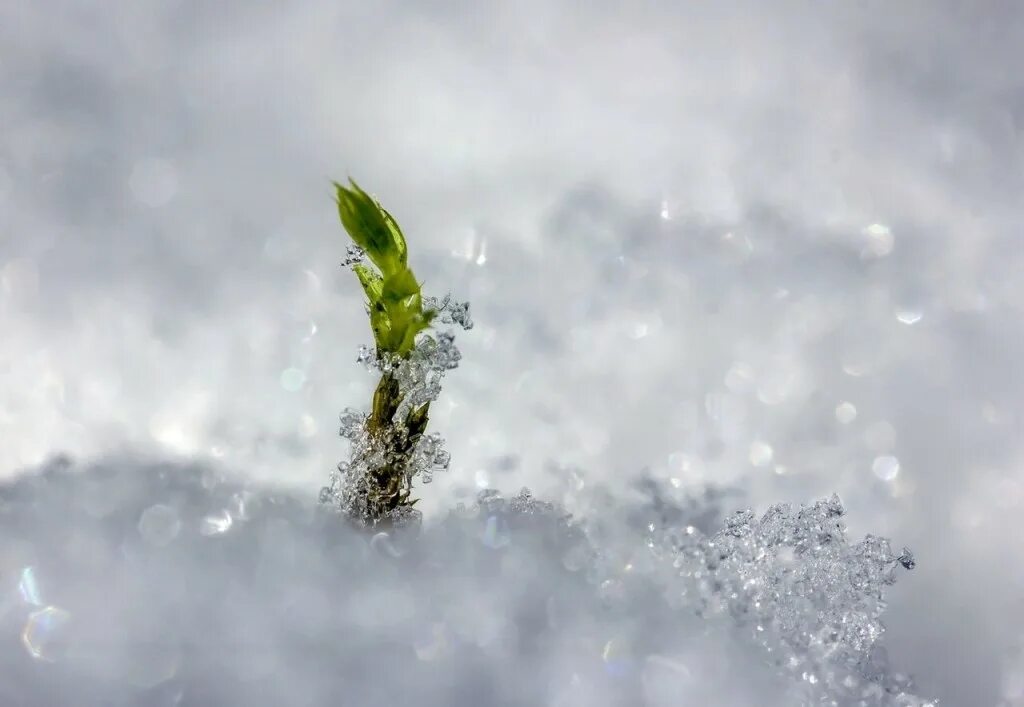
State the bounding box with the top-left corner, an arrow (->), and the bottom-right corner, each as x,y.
0,457 -> 929,706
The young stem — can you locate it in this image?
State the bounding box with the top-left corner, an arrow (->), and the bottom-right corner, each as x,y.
362,366 -> 431,522
332,179 -> 441,525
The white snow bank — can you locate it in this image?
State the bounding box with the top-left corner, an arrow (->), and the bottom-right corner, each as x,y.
0,456 -> 929,706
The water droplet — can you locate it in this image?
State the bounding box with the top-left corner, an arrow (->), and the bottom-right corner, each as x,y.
22,606 -> 70,661
138,504 -> 181,547
129,158 -> 178,207
835,401 -> 858,424
872,455 -> 900,482
474,469 -> 491,489
749,441 -> 774,467
199,509 -> 233,536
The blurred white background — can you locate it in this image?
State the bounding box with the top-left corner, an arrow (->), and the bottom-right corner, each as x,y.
2,2 -> 1023,703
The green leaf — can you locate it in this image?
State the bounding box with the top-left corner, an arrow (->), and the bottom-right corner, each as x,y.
353,264 -> 383,303
337,179 -> 436,359
405,402 -> 430,440
381,268 -> 420,303
395,325 -> 418,356
380,206 -> 408,266
335,180 -> 395,268
395,312 -> 434,356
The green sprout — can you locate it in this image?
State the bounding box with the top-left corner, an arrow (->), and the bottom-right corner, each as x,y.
335,179 -> 437,358
333,179 -> 440,524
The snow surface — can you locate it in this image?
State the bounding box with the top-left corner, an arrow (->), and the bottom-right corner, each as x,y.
1,457 -> 926,706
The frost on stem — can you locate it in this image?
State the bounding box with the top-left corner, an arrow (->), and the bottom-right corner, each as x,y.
319,179 -> 471,527
319,330 -> 468,527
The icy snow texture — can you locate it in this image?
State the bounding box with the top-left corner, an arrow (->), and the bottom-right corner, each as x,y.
0,458 -> 926,706
650,499 -> 923,703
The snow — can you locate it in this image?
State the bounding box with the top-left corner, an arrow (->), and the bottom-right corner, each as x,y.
1,457 -> 928,706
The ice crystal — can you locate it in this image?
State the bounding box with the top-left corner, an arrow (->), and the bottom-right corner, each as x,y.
646,494 -> 926,705
355,345 -> 375,369
341,244 -> 365,267
423,294 -> 474,331
320,326 -> 465,526
449,486 -> 928,704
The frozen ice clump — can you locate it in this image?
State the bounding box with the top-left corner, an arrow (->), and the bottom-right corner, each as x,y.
423,293 -> 474,331
647,494 -> 929,705
0,457 -> 929,706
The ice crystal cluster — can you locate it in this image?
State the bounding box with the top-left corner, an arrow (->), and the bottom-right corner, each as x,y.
644,495 -> 927,705
318,299 -> 472,527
